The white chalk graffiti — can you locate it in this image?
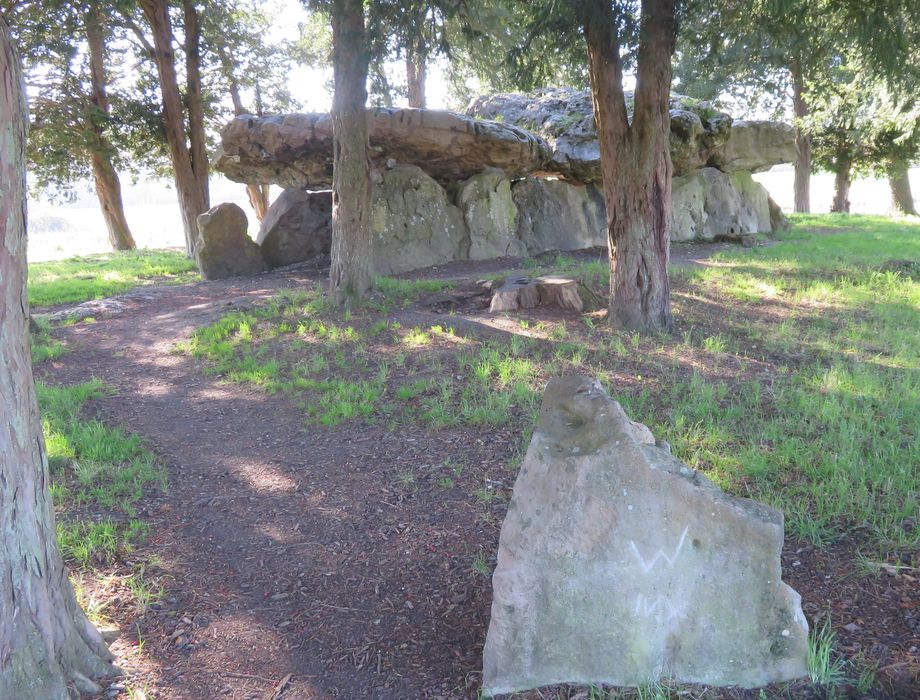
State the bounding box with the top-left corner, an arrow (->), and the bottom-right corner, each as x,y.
634,593 -> 681,623
628,526 -> 689,573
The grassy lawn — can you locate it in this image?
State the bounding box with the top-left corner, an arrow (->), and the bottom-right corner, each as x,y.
182,213 -> 919,554
37,379 -> 166,567
29,249 -> 198,308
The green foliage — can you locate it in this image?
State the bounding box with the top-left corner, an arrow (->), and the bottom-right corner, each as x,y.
673,215 -> 920,548
28,250 -> 198,307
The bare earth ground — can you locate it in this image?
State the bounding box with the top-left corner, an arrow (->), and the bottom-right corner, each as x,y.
38,245 -> 919,700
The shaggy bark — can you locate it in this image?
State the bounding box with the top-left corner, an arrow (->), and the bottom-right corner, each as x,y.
85,4 -> 136,251
406,49 -> 426,108
791,63 -> 811,214
1,19 -> 117,699
583,0 -> 675,333
887,158 -> 917,215
830,149 -> 851,213
328,0 -> 374,306
139,0 -> 209,256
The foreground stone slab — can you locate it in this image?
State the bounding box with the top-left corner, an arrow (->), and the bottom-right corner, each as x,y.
483,376 -> 808,695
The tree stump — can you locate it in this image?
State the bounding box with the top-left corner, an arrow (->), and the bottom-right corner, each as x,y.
489,277 -> 583,313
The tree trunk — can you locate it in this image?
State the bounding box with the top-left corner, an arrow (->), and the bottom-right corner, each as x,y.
791,63 -> 811,214
830,149 -> 851,214
329,0 -> 374,306
85,3 -> 136,251
406,49 -> 426,108
246,184 -> 270,220
139,0 -> 208,257
182,0 -> 209,209
1,19 -> 117,699
887,158 -> 917,215
583,0 -> 674,333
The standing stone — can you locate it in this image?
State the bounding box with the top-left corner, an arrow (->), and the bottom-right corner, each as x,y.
257,188 -> 332,268
371,164 -> 467,275
512,178 -> 607,254
455,168 -> 525,260
670,168 -> 772,241
483,376 -> 808,695
195,203 -> 267,280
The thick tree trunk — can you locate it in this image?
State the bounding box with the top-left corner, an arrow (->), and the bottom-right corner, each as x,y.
887,158 -> 917,215
86,4 -> 136,251
830,150 -> 851,214
182,0 -> 209,209
139,0 -> 208,257
1,20 -> 117,699
584,0 -> 674,333
791,64 -> 811,214
329,0 -> 374,306
406,49 -> 426,108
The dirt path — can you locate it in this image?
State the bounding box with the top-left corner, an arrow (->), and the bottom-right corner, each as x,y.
42,267 -> 521,699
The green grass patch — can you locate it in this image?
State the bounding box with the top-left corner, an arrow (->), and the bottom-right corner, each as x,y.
664,215 -> 920,548
183,215 -> 919,552
29,249 -> 198,307
30,317 -> 67,363
38,379 -> 166,566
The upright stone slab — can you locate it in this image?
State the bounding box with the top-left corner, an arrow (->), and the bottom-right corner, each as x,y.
483,376 -> 808,695
371,165 -> 467,275
455,168 -> 525,260
257,188 -> 332,268
196,203 -> 267,280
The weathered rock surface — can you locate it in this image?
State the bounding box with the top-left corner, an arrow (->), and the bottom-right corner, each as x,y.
670,168 -> 772,242
711,121 -> 797,173
195,203 -> 267,280
456,168 -> 525,260
511,178 -> 607,254
466,88 -> 734,180
216,108 -> 550,189
371,165 -> 467,275
483,376 -> 808,694
257,188 -> 332,268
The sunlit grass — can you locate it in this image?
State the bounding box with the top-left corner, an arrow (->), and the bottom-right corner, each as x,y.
38,379 -> 166,566
29,249 -> 198,307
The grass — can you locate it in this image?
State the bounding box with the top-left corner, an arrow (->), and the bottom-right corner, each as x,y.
38,379 -> 166,566
181,215 -> 918,555
29,249 -> 198,307
664,214 -> 920,549
808,616 -> 848,686
30,316 -> 67,362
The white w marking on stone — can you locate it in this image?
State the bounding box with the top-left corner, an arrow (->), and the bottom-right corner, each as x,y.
629,526 -> 689,573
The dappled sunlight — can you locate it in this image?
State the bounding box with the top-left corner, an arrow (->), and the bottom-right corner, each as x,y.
227,458 -> 299,495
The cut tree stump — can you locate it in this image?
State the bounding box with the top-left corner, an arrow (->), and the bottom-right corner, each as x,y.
489,276 -> 583,313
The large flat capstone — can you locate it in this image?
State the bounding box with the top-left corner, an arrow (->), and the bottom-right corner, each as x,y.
483,376 -> 808,694
215,108 -> 550,189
